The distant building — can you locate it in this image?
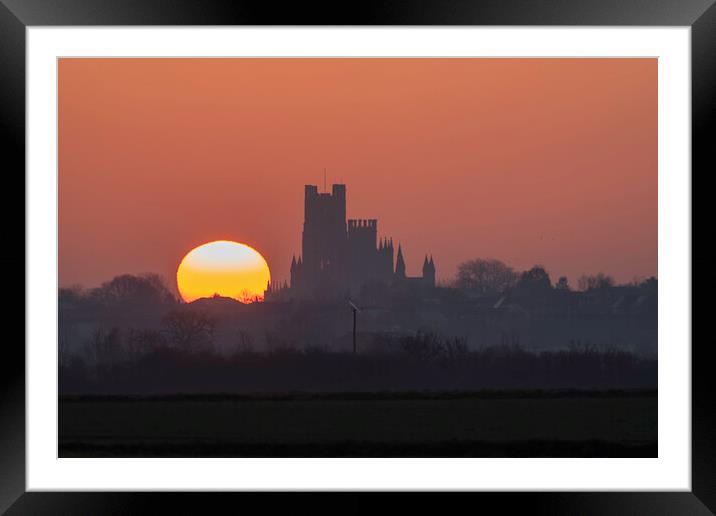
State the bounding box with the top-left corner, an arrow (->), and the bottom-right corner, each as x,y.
265,183 -> 435,301
394,245 -> 435,289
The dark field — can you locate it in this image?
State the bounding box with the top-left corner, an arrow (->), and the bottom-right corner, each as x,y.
59,391 -> 657,457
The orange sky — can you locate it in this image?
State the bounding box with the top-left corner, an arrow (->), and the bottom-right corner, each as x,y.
59,58 -> 657,291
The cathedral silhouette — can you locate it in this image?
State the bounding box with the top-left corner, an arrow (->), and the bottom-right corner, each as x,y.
265,183 -> 435,301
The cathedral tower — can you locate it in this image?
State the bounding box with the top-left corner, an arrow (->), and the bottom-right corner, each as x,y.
295,184 -> 348,297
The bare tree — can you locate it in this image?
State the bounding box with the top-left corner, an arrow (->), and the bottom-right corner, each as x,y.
91,273 -> 177,307
126,328 -> 167,362
236,329 -> 255,353
163,309 -> 215,352
58,310 -> 79,368
58,285 -> 85,305
454,258 -> 519,294
516,265 -> 552,293
58,324 -> 73,368
85,327 -> 124,368
555,276 -> 570,291
578,273 -> 615,291
237,289 -> 262,304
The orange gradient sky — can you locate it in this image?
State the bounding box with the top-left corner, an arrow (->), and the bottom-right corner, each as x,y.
59,58 -> 657,290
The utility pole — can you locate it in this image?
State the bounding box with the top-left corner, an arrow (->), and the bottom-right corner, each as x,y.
352,308 -> 357,354
349,300 -> 360,354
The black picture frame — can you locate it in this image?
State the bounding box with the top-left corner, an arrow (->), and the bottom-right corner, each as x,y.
2,1 -> 708,513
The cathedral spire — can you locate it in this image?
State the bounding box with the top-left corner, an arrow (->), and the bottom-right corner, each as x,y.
395,244 -> 406,279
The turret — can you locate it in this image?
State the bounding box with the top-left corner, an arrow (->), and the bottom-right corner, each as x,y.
423,254 -> 436,287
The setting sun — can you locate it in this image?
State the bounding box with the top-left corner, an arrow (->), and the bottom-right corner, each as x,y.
176,240 -> 271,303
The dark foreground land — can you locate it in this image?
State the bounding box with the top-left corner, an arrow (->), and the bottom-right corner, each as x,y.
59,390 -> 657,457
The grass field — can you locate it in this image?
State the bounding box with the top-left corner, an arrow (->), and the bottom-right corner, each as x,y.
59,391 -> 657,457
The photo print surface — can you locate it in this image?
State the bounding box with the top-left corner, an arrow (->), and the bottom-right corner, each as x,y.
58,58 -> 657,457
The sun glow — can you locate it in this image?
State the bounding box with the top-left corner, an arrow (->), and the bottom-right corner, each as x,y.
176,240 -> 271,303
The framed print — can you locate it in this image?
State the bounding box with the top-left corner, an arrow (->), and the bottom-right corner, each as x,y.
3,0 -> 710,513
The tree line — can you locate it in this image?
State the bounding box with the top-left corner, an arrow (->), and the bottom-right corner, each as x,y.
59,331 -> 656,395
450,258 -> 655,295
